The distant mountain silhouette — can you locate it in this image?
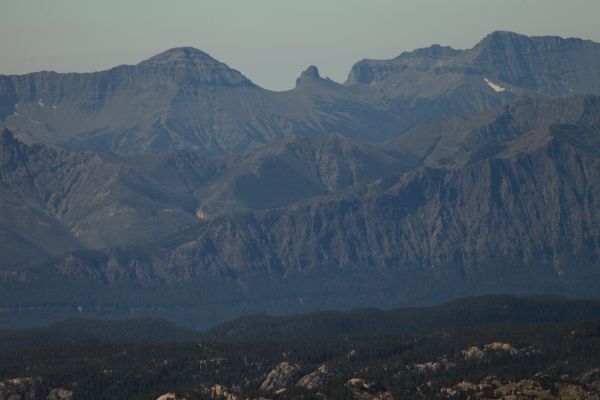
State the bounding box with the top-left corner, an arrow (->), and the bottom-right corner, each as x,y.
2,32 -> 600,155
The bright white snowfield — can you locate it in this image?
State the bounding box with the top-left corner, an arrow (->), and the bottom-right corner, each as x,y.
484,78 -> 507,92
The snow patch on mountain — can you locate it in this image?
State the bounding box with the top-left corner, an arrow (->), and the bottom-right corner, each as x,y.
484,78 -> 506,93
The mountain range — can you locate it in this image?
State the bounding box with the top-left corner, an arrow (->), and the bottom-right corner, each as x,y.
2,31 -> 600,155
2,31 -> 600,329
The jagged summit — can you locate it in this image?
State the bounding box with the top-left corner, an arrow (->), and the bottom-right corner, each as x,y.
301,65 -> 320,79
295,65 -> 321,86
138,46 -> 253,87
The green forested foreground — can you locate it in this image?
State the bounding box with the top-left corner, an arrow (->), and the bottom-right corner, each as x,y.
1,320 -> 600,399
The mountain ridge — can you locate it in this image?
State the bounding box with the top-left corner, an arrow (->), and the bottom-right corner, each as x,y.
2,33 -> 600,329
3,31 -> 600,155
2,95 -> 600,328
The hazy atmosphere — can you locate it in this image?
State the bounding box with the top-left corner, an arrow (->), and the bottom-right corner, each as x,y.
2,0 -> 600,90
5,1 -> 600,398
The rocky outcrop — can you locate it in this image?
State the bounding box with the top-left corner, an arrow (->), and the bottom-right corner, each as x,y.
259,362 -> 302,392
296,364 -> 335,390
0,378 -> 45,400
461,342 -> 522,360
407,342 -> 536,377
346,378 -> 391,400
296,65 -> 322,86
0,377 -> 72,400
410,358 -> 455,373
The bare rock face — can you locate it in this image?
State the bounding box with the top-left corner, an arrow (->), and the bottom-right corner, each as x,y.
460,342 -> 537,362
259,361 -> 302,392
410,358 -> 455,373
296,364 -> 335,390
295,65 -> 321,86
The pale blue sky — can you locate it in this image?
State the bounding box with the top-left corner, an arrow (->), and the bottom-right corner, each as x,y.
1,0 -> 599,90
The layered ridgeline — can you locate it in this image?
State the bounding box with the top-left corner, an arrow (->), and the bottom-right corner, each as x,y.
2,32 -> 600,329
1,294 -> 600,352
347,31 -> 600,103
2,94 -> 600,329
1,32 -> 600,155
0,48 -> 397,154
0,128 -> 413,268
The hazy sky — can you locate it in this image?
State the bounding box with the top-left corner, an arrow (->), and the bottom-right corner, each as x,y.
1,0 -> 600,90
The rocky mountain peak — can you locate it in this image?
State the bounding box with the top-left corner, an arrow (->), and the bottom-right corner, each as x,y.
301,65 -> 320,79
471,31 -> 535,60
296,65 -> 322,86
138,47 -> 253,87
469,31 -> 600,93
472,30 -> 583,56
141,47 -> 214,65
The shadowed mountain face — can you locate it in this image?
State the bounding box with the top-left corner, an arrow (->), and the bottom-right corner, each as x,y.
386,95 -> 600,165
1,32 -> 600,329
0,128 -> 198,258
207,295 -> 600,341
2,32 -> 600,155
2,95 -> 600,329
0,128 -> 413,268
